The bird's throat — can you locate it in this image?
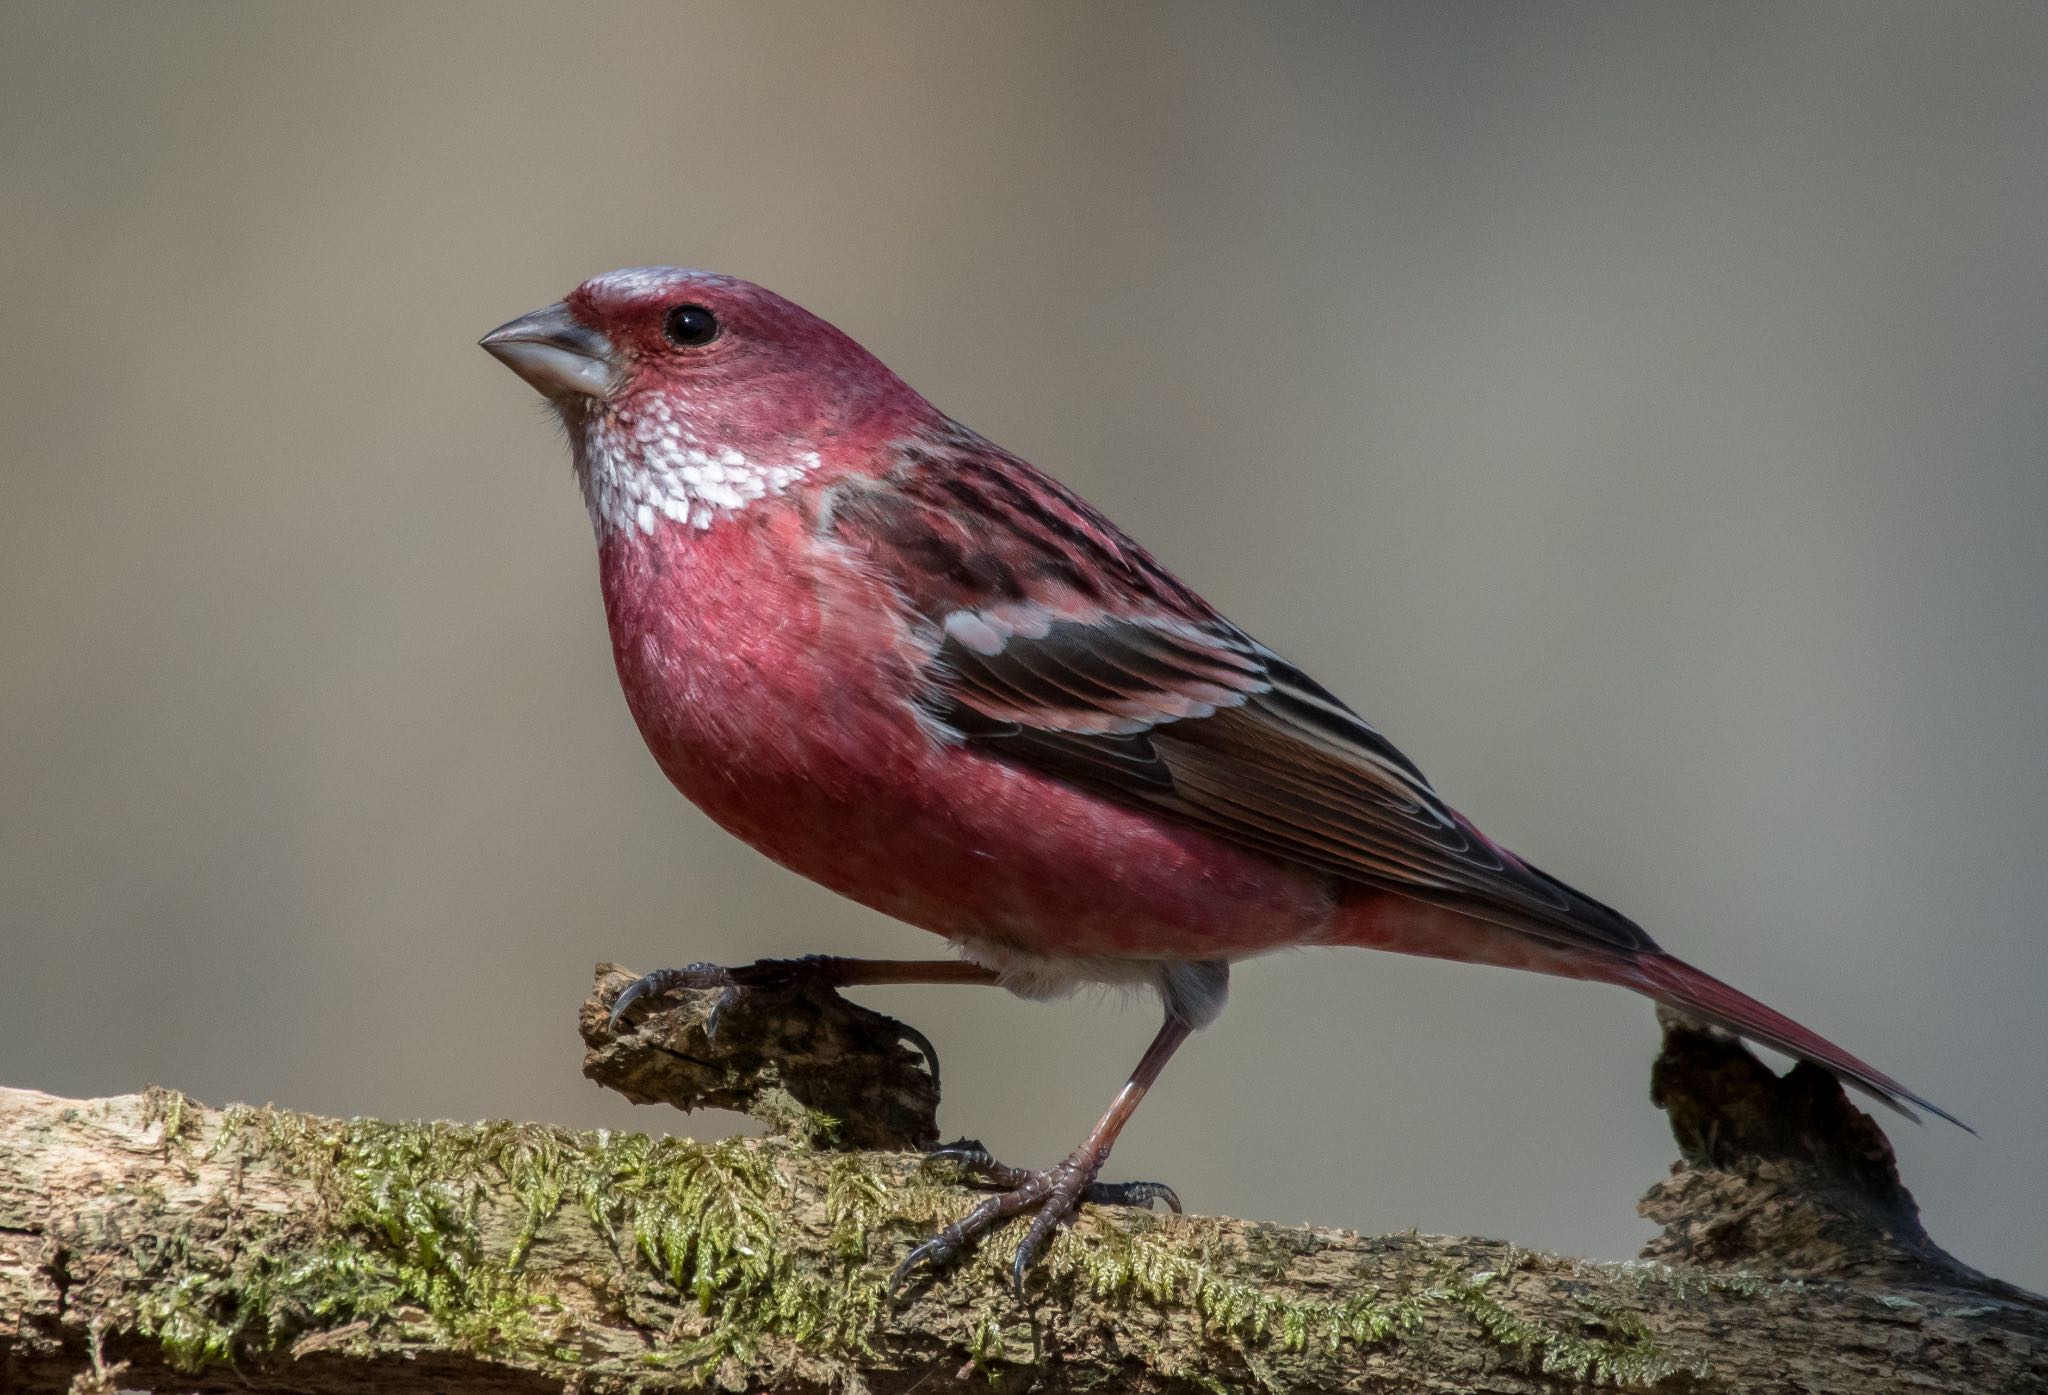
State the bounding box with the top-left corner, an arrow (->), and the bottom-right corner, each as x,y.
570,401 -> 821,540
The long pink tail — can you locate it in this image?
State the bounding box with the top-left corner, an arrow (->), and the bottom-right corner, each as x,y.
1332,892 -> 1966,1129
1630,954 -> 1969,1131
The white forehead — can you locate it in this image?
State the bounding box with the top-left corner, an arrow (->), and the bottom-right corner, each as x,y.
581,266 -> 735,300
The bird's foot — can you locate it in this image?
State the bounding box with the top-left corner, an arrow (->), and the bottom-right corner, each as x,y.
891,1137 -> 1180,1299
605,957 -> 941,1079
607,955 -> 835,1026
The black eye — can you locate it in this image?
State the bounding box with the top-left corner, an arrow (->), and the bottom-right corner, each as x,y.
663,303 -> 720,347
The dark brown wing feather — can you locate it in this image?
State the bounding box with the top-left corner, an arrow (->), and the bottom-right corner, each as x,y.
826,425 -> 1655,958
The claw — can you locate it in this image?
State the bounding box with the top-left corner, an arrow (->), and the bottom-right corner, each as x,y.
608,955 -> 866,1033
896,1019 -> 942,1084
1008,1165 -> 1082,1293
1085,1179 -> 1181,1213
922,1137 -> 992,1167
921,1138 -> 1031,1190
702,984 -> 747,1041
606,961 -> 731,1030
1010,1244 -> 1033,1300
888,1237 -> 945,1301
606,957 -> 953,1078
893,1141 -> 1182,1297
889,1192 -> 1012,1302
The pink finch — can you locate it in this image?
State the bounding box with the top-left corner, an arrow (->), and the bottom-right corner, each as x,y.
482,268 -> 1962,1291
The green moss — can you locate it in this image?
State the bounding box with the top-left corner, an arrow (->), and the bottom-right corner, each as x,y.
1049,1216 -> 1414,1354
1436,1265 -> 1705,1386
115,1101 -> 1710,1390
1040,1223 -> 1702,1386
132,1112 -> 576,1372
139,1085 -> 202,1157
746,1084 -> 844,1147
118,1108 -> 855,1382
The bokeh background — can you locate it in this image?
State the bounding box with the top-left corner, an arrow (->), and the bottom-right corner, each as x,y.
5,3 -> 2045,1291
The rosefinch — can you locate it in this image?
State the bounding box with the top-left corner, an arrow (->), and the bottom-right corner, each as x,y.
481,268 -> 1962,1291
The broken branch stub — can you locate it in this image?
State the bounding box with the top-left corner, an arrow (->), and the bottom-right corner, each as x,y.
579,961 -> 941,1150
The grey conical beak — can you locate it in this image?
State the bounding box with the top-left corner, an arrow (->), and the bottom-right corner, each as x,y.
479,302 -> 618,401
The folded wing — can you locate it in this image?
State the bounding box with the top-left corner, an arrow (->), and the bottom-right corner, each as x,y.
827,435 -> 1655,959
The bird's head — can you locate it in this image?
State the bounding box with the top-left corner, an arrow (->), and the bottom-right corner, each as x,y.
482,267 -> 919,536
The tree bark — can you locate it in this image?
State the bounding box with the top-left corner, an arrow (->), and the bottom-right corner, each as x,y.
0,970 -> 2039,1394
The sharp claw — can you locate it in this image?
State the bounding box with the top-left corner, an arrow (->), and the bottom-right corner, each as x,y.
613,957 -> 859,1034
607,962 -> 743,1032
896,1019 -> 941,1084
889,1240 -> 940,1301
922,1139 -> 1044,1192
1082,1179 -> 1181,1213
923,1137 -> 993,1167
608,967 -> 684,1029
1007,1185 -> 1070,1297
898,1144 -> 1182,1292
889,1196 -> 1001,1302
703,984 -> 744,1041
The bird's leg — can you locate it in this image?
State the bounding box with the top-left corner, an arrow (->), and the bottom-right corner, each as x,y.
607,956 -> 1001,1079
892,1014 -> 1192,1299
610,955 -> 1000,1020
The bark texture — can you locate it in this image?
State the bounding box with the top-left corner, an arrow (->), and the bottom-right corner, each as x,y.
580,961 -> 942,1152
0,972 -> 2039,1395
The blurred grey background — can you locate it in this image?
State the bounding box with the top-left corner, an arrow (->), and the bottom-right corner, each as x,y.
4,3 -> 2044,1290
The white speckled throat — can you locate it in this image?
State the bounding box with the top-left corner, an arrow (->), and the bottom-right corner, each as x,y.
571,398 -> 821,538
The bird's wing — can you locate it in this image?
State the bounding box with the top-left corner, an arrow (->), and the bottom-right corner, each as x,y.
824,431 -> 1654,957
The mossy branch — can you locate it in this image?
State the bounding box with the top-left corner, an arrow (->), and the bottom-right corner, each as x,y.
0,975 -> 2040,1394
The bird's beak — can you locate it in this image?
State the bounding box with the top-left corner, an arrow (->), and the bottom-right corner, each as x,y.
479,302 -> 619,402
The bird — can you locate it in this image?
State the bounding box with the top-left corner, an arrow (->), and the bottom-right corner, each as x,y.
481,267 -> 1963,1293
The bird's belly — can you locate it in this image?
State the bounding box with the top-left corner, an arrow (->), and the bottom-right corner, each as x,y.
697,751 -> 1338,968
694,741 -> 1339,965
601,526 -> 1334,965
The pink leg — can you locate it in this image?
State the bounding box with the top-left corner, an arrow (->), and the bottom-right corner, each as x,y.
608,954 -> 999,1026
892,1013 -> 1192,1297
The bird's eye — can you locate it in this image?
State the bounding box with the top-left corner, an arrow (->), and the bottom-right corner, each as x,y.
663,303 -> 720,347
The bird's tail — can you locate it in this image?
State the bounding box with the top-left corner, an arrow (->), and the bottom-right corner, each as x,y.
1628,952 -> 1970,1132
1330,892 -> 1966,1130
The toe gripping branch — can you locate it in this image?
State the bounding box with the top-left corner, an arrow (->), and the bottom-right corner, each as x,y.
892,1138 -> 1183,1300
579,960 -> 943,1151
